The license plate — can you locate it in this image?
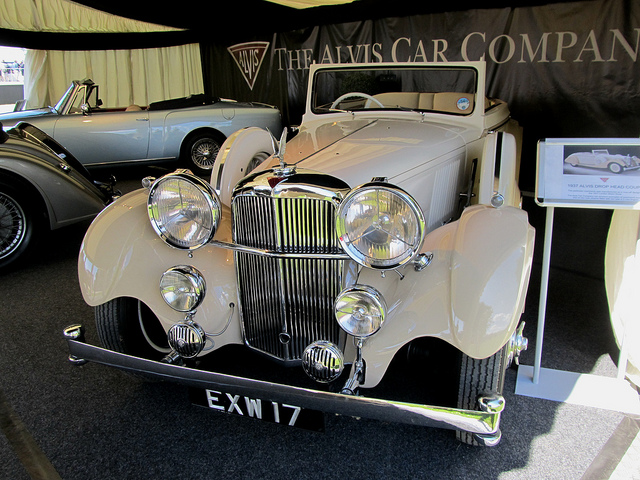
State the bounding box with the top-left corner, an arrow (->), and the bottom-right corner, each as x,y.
189,388 -> 325,432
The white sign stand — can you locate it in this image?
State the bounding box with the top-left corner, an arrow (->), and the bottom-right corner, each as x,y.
515,138 -> 640,415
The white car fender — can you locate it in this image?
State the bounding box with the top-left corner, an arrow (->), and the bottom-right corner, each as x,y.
358,204 -> 534,387
211,127 -> 275,206
78,189 -> 243,345
449,204 -> 534,356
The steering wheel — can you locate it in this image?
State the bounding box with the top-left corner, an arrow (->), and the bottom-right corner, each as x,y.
331,92 -> 384,109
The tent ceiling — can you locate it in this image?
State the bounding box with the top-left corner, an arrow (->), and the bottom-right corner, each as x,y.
74,0 -> 559,31
1,0 -> 587,49
73,0 -> 579,29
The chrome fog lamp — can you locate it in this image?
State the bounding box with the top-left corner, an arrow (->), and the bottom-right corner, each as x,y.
302,341 -> 345,383
336,183 -> 425,269
335,285 -> 387,338
160,265 -> 206,312
167,321 -> 207,358
148,171 -> 221,249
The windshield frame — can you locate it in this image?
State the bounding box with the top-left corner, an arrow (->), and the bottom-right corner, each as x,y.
53,83 -> 77,114
309,63 -> 481,117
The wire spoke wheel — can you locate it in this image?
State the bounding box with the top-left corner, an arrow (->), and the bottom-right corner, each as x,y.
0,191 -> 27,263
191,137 -> 220,170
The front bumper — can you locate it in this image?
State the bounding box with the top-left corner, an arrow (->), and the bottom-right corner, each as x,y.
63,324 -> 504,446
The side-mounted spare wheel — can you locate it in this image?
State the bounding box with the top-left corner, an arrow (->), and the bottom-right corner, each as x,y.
211,127 -> 276,206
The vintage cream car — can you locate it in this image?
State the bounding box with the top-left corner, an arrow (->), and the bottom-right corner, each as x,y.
64,62 -> 534,446
565,149 -> 640,174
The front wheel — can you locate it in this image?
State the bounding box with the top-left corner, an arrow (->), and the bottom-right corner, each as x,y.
96,298 -> 170,363
181,132 -> 223,177
456,346 -> 508,446
0,184 -> 37,270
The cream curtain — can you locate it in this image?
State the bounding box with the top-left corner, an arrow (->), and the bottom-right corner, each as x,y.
24,45 -> 204,109
2,0 -> 204,108
0,0 -> 181,34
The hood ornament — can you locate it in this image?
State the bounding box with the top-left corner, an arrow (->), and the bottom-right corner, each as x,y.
271,128 -> 295,176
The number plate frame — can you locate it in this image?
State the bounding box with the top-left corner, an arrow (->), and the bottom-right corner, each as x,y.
189,387 -> 325,432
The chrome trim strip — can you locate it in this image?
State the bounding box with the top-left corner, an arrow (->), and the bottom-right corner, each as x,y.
210,240 -> 350,259
64,332 -> 502,437
84,157 -> 175,167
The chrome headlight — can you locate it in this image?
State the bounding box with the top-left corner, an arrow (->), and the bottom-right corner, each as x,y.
160,265 -> 206,312
336,183 -> 425,269
148,171 -> 220,249
335,285 -> 386,338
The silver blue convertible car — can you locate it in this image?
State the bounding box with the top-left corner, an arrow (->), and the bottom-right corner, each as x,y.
0,79 -> 283,176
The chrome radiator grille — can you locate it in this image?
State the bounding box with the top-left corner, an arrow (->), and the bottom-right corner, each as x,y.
233,195 -> 345,362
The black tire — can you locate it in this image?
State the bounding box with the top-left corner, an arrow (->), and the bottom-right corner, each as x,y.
181,132 -> 223,177
456,346 -> 508,445
96,297 -> 170,364
0,183 -> 37,270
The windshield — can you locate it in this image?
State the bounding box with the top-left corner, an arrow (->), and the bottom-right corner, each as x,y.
53,84 -> 75,113
312,66 -> 478,116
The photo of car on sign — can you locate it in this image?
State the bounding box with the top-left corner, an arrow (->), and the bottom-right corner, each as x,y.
64,61 -> 534,447
564,148 -> 640,174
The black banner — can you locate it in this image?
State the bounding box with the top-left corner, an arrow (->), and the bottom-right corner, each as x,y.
201,0 -> 639,190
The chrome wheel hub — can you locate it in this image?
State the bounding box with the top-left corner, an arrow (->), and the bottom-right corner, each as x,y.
192,139 -> 219,170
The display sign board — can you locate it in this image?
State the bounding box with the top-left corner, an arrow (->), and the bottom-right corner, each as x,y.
536,138 -> 640,209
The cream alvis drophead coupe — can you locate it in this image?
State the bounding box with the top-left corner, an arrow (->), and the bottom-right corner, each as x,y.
64,62 -> 534,446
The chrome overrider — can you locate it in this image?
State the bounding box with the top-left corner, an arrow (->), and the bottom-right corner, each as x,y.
63,324 -> 505,446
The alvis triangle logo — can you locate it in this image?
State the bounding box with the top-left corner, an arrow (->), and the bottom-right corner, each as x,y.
228,42 -> 270,90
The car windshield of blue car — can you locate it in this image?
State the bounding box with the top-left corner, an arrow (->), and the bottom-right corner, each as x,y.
312,66 -> 478,116
54,84 -> 75,114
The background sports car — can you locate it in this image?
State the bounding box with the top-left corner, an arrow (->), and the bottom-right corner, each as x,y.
0,121 -> 114,270
0,79 -> 283,176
